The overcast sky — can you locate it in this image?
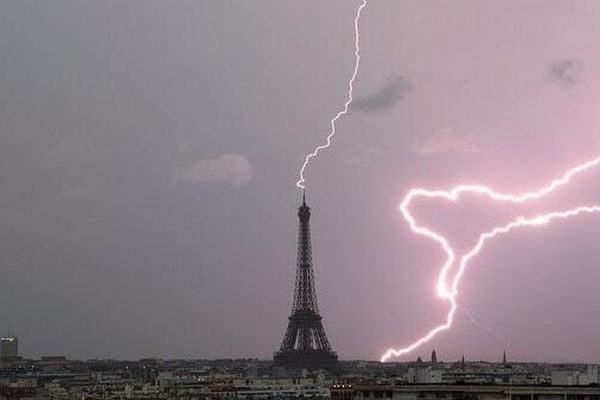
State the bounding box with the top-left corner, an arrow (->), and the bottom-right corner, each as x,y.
3,0 -> 600,362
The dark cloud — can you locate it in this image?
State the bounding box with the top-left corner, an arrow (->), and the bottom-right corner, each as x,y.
352,75 -> 412,112
548,59 -> 583,88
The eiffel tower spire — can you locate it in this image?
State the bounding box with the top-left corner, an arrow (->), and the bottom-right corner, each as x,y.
274,193 -> 338,370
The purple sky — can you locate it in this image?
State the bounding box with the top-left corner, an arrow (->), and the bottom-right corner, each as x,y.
2,0 -> 600,362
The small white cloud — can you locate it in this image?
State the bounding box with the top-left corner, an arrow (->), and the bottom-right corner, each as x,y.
345,144 -> 383,167
412,127 -> 479,155
39,139 -> 88,164
174,153 -> 253,187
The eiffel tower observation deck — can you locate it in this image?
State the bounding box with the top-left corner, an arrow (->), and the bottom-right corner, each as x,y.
274,192 -> 338,370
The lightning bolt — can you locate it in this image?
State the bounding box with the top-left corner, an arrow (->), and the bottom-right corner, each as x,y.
296,0 -> 367,190
290,0 -> 600,361
381,154 -> 600,362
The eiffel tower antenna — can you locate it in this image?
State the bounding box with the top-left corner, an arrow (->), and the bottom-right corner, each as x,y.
274,193 -> 338,370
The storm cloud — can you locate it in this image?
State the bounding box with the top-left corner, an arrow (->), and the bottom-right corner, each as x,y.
548,59 -> 583,88
352,75 -> 412,112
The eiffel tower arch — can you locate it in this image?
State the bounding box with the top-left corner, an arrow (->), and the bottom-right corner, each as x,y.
273,193 -> 338,370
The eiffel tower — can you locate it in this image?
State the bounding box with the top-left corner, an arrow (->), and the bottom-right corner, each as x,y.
274,192 -> 338,370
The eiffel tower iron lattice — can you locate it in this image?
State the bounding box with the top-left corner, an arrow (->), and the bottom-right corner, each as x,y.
273,192 -> 338,370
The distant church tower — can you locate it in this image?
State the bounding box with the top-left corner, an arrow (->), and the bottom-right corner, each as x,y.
502,349 -> 507,366
431,350 -> 437,365
273,193 -> 338,370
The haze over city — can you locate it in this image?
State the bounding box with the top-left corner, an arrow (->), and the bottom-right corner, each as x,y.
3,0 -> 600,364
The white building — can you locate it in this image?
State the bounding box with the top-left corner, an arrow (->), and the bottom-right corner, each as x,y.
0,336 -> 18,358
553,365 -> 600,386
407,367 -> 443,384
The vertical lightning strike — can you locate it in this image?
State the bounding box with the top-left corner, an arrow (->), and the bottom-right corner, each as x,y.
296,0 -> 367,190
381,155 -> 600,362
